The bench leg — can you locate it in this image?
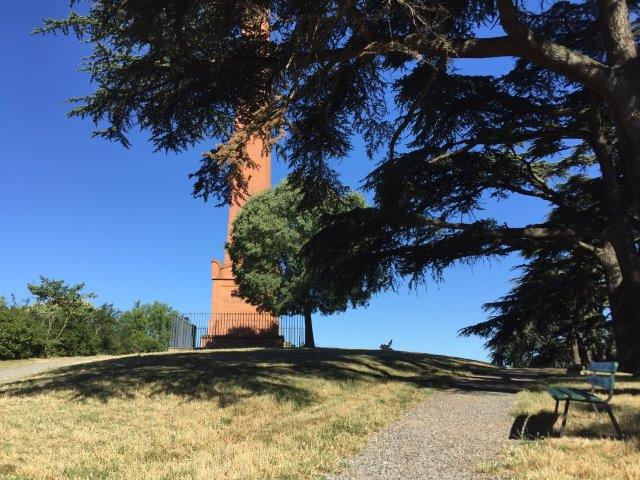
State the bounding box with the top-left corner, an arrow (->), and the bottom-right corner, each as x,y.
559,400 -> 571,437
605,404 -> 623,439
591,402 -> 600,415
554,400 -> 559,415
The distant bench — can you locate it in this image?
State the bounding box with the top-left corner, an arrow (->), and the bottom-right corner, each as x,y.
548,361 -> 623,438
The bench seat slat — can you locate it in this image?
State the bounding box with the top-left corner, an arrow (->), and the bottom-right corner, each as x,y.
547,386 -> 605,403
548,386 -> 569,400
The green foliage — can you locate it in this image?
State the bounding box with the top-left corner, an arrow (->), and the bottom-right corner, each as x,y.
0,299 -> 46,360
0,280 -> 178,360
39,2 -> 640,369
116,302 -> 176,354
93,304 -> 122,354
460,249 -> 614,368
35,1 -> 640,208
228,180 -> 385,321
27,277 -> 98,356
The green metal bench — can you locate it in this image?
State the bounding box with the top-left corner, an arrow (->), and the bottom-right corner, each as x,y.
548,361 -> 623,438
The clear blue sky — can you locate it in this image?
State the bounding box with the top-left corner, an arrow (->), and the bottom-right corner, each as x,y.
0,2 -> 548,361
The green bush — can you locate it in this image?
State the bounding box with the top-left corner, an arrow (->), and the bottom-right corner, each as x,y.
53,303 -> 111,357
0,300 -> 46,360
25,277 -> 100,357
93,304 -> 122,353
0,279 -> 179,360
116,302 -> 176,353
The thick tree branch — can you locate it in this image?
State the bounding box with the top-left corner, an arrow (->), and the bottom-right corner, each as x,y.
305,29 -> 612,96
377,218 -> 601,266
418,217 -> 601,242
597,0 -> 638,65
310,35 -> 521,63
496,0 -> 612,94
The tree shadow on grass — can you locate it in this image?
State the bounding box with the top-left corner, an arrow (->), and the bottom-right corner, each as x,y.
568,407 -> 640,441
511,403 -> 640,442
611,376 -> 640,396
0,348 -> 555,407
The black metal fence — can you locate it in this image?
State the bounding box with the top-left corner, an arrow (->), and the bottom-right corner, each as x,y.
175,313 -> 305,348
169,315 -> 197,349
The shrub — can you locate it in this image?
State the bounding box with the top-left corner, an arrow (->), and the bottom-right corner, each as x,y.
0,280 -> 178,359
26,277 -> 100,357
93,304 -> 121,353
117,302 -> 176,353
0,299 -> 46,360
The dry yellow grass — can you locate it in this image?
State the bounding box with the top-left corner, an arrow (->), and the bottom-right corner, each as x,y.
484,373 -> 640,480
0,348 -> 498,480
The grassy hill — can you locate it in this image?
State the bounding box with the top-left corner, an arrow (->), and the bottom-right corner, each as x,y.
0,348 -> 503,480
3,349 -> 637,479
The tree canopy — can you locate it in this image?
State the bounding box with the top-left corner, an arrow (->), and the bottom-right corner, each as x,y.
460,249 -> 613,368
42,1 -> 640,372
228,180 -> 385,347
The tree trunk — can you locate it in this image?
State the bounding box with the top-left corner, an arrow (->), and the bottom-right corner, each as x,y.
595,242 -> 640,374
578,337 -> 593,366
589,112 -> 640,374
594,1 -> 640,205
303,308 -> 315,348
607,81 -> 640,207
601,80 -> 640,377
571,337 -> 582,366
597,0 -> 637,66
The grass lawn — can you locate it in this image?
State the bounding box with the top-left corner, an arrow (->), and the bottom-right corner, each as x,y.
0,348 -> 501,480
484,372 -> 640,480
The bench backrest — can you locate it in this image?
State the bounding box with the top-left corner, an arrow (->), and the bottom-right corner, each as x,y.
586,361 -> 618,392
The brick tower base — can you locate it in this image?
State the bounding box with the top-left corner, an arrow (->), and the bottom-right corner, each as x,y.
202,259 -> 283,349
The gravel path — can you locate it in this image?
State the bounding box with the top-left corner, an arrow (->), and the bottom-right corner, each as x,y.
329,390 -> 515,480
0,355 -> 116,384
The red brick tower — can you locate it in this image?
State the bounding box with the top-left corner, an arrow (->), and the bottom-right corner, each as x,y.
201,136 -> 281,348
201,13 -> 282,348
